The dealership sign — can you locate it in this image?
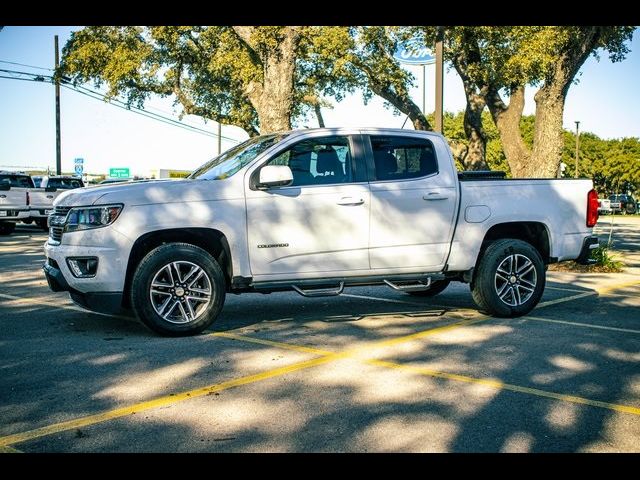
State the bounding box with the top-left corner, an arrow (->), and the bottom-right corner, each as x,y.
393,42 -> 435,65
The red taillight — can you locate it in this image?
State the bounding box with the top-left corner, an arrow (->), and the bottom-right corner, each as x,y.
587,189 -> 599,227
26,191 -> 30,206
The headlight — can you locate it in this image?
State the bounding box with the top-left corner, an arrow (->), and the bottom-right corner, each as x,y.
64,204 -> 123,233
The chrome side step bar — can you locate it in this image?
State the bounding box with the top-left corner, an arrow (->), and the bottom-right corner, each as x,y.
384,278 -> 433,292
291,282 -> 344,297
252,272 -> 447,297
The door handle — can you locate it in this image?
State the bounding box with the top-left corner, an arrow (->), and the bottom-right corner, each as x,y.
423,192 -> 448,201
337,197 -> 364,206
46,195 -> 54,199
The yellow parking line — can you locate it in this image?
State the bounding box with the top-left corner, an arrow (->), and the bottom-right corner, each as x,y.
366,359 -> 640,417
0,292 -> 87,314
0,354 -> 339,448
213,331 -> 333,356
0,445 -> 22,453
0,292 -> 132,321
214,332 -> 640,418
0,316 -> 481,448
597,279 -> 640,295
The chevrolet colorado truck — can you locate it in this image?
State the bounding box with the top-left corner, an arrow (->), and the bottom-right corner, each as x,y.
28,176 -> 85,230
0,171 -> 33,235
43,128 -> 600,336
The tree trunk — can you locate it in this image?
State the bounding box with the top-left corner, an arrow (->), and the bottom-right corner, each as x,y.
462,91 -> 488,170
234,27 -> 299,134
314,104 -> 325,128
487,86 -> 531,177
370,82 -> 431,131
529,86 -> 566,177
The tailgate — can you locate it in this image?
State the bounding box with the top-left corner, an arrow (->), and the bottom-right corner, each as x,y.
28,189 -> 57,209
0,189 -> 28,211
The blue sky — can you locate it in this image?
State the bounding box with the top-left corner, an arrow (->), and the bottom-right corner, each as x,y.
0,26 -> 637,177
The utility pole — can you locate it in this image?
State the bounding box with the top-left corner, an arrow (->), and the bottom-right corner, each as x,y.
574,121 -> 580,178
217,122 -> 222,155
55,35 -> 62,175
434,26 -> 444,134
422,64 -> 426,115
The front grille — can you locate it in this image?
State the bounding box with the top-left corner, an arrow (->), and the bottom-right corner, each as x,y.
48,206 -> 72,244
54,206 -> 72,216
49,226 -> 63,243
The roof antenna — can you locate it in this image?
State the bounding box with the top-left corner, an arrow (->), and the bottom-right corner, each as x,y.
401,115 -> 410,129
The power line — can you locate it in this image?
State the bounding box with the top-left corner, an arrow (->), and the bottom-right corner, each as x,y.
0,74 -> 48,83
0,68 -> 240,143
0,59 -> 53,71
72,83 -> 238,141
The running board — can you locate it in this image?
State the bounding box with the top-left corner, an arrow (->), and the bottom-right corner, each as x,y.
384,279 -> 433,292
251,272 -> 446,295
291,282 -> 344,297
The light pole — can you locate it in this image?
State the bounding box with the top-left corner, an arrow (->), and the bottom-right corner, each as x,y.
574,121 -> 580,178
434,27 -> 444,134
55,35 -> 62,176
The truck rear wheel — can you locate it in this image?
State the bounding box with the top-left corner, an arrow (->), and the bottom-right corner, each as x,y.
130,243 -> 226,336
36,218 -> 49,231
0,222 -> 16,235
407,280 -> 450,297
471,239 -> 545,317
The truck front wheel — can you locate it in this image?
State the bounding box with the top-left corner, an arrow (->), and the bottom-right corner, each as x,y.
0,222 -> 16,235
471,239 -> 545,317
130,243 -> 226,336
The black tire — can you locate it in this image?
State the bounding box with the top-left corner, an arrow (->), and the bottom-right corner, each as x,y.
625,202 -> 637,215
471,238 -> 545,317
36,218 -> 49,231
0,222 -> 16,235
130,243 -> 226,336
407,279 -> 451,297
22,219 -> 33,225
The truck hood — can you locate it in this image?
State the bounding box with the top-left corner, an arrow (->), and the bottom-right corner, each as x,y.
54,178 -> 241,207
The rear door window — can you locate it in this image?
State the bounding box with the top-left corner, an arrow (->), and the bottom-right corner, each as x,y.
0,175 -> 35,188
369,136 -> 438,181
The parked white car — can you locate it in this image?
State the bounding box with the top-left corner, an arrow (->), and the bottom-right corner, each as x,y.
29,176 -> 85,230
43,128 -> 599,335
0,171 -> 32,235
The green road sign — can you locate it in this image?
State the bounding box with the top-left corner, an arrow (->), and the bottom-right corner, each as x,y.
109,168 -> 130,178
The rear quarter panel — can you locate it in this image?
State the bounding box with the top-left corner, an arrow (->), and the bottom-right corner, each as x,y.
447,179 -> 594,271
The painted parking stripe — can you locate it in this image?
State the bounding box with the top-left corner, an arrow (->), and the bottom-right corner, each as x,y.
524,316 -> 640,335
366,359 -> 640,416
0,445 -> 22,453
215,332 -> 640,418
0,292 -> 132,321
0,316 -> 483,448
536,292 -> 596,308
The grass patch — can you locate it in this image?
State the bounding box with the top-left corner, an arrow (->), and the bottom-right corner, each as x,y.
549,245 -> 625,273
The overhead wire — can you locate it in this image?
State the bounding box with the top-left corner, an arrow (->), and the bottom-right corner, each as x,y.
0,66 -> 240,143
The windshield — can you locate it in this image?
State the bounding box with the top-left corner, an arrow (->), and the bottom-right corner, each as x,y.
189,134 -> 287,180
0,174 -> 34,188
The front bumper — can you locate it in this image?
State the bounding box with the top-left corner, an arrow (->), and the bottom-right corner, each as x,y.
575,236 -> 600,265
43,260 -> 124,314
29,208 -> 53,219
0,209 -> 30,221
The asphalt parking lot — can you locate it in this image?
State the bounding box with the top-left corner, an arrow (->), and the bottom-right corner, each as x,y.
1,217 -> 639,452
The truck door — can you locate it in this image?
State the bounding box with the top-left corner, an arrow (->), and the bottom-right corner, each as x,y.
245,134 -> 370,277
365,134 -> 458,271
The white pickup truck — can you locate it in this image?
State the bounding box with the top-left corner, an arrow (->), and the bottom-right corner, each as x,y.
43,128 -> 600,336
0,171 -> 33,235
28,176 -> 85,230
